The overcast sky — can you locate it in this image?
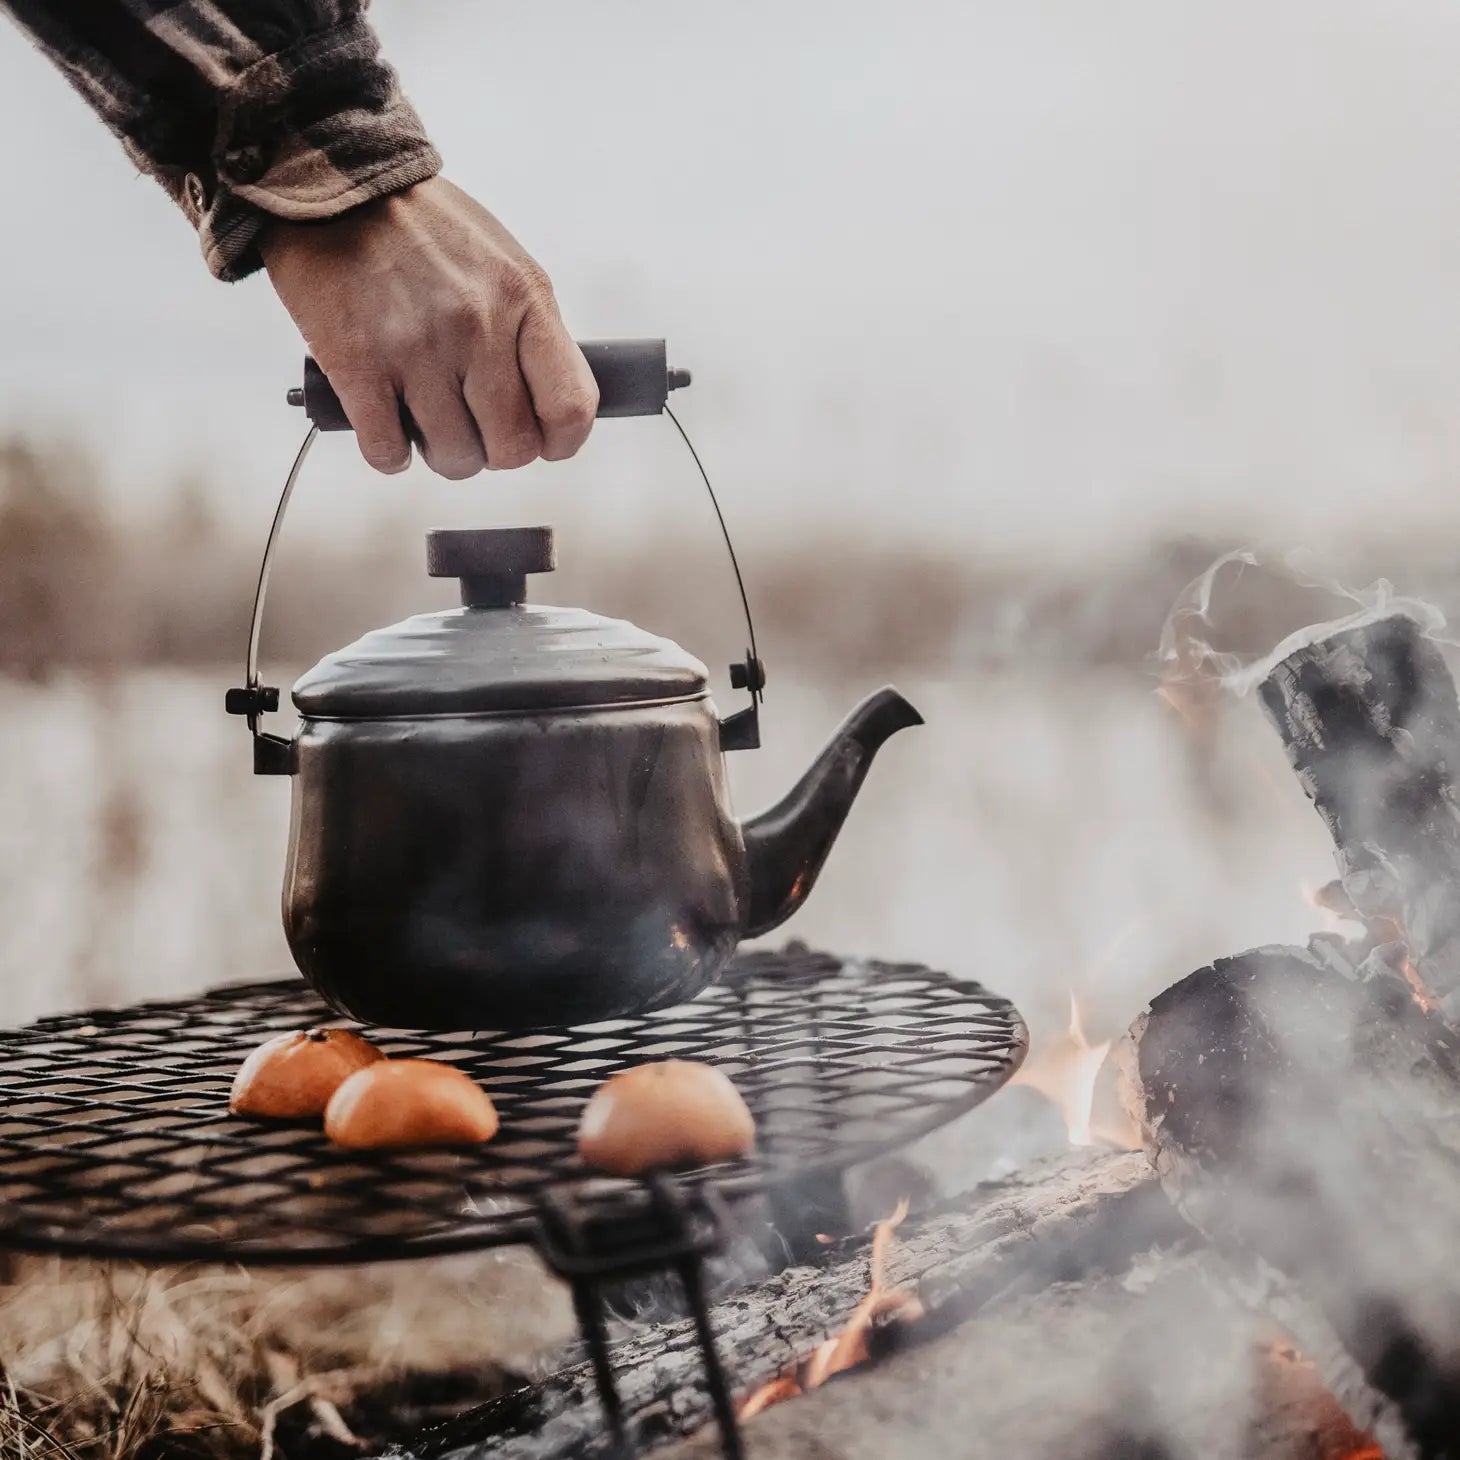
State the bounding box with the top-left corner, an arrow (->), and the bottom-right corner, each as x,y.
4,1 -> 1460,562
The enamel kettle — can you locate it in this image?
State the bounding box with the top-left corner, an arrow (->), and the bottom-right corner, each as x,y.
228,343 -> 921,1031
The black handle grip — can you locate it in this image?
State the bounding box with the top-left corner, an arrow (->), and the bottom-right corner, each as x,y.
289,339 -> 691,431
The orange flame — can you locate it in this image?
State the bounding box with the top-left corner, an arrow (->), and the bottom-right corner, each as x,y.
1012,994 -> 1137,1149
1400,953 -> 1437,1014
737,1375 -> 800,1421
1358,911 -> 1437,1014
738,1199 -> 924,1420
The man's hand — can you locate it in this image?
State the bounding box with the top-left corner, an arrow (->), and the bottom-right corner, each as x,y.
261,178 -> 598,478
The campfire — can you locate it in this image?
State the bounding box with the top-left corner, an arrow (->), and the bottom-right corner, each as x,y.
8,590 -> 1460,1460
523,602 -> 1460,1460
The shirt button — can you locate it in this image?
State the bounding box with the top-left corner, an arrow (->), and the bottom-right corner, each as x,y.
224,146 -> 268,185
183,172 -> 209,217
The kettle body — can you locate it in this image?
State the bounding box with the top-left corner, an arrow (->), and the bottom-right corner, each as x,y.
235,524 -> 921,1031
284,696 -> 746,1029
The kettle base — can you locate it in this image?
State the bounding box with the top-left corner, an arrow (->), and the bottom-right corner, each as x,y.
291,921 -> 741,1033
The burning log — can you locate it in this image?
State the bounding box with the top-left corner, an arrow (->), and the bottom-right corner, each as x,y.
737,1197 -> 925,1418
394,1151 -> 1183,1460
1258,612 -> 1460,1004
1122,943 -> 1460,1459
660,1246 -> 1384,1460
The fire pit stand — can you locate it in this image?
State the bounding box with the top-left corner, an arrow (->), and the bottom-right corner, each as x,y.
537,1177 -> 743,1458
0,946 -> 1026,1459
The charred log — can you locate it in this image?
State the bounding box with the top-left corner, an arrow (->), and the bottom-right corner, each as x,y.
1259,613 -> 1460,1000
392,1152 -> 1182,1460
660,1248 -> 1389,1460
1123,943 -> 1460,1459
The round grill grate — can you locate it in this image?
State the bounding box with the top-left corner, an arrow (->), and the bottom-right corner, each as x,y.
0,947 -> 1026,1266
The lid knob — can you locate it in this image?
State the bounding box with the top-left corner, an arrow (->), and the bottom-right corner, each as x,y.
426,526 -> 556,608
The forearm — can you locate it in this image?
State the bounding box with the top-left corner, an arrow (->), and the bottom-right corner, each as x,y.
2,0 -> 440,280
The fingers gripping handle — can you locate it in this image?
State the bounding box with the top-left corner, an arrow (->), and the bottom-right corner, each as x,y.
287,340 -> 692,430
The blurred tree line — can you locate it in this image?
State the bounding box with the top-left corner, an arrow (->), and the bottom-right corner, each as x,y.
0,434 -> 363,679
7,430 -> 1420,685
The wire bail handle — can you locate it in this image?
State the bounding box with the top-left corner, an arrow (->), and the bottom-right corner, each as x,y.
222,423 -> 318,774
226,350 -> 764,764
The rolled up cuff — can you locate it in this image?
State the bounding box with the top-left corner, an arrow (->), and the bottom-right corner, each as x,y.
175,17 -> 443,281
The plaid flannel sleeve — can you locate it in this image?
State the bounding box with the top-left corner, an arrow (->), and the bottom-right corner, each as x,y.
1,0 -> 442,280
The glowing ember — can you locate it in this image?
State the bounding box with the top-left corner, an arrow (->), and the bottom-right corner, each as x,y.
738,1199 -> 924,1420
1012,994 -> 1132,1148
1256,1341 -> 1386,1460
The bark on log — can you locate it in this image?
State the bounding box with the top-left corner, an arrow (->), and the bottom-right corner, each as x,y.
391,1151 -> 1183,1460
1122,942 -> 1460,1458
659,1248 -> 1390,1460
1259,613 -> 1460,1001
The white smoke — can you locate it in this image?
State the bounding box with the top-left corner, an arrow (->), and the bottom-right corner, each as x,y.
1156,547 -> 1455,698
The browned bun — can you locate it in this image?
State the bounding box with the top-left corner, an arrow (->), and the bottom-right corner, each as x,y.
230,1028 -> 384,1119
324,1059 -> 499,1149
577,1061 -> 755,1175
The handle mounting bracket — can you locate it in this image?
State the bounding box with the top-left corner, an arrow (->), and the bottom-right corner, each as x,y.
224,685 -> 278,719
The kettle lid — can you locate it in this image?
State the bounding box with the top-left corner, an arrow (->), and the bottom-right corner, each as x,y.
291,527 -> 709,719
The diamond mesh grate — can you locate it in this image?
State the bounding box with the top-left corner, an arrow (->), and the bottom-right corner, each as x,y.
0,947 -> 1026,1266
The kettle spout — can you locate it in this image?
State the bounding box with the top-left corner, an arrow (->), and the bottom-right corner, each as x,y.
740,687 -> 922,938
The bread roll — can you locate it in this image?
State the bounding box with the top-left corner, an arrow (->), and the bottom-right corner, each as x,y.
577,1061 -> 755,1175
230,1028 -> 384,1119
324,1059 -> 499,1149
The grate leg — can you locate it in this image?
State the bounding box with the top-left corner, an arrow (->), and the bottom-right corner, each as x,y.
570,1277 -> 629,1456
679,1254 -> 744,1460
537,1181 -> 747,1460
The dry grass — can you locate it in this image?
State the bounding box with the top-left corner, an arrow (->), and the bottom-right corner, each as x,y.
0,1249 -> 574,1459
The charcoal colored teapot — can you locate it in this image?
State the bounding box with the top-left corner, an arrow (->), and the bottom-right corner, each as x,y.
227,345 -> 920,1031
